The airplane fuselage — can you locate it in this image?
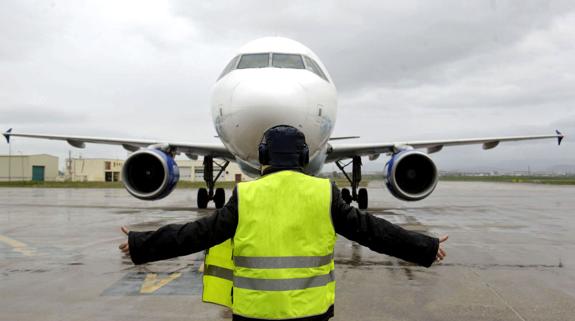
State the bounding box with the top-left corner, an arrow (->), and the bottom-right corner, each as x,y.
210,37 -> 338,177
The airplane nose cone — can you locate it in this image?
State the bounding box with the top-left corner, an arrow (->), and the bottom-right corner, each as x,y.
227,72 -> 310,162
231,75 -> 308,116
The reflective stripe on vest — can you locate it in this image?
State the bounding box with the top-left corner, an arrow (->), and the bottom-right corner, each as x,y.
234,253 -> 333,269
234,270 -> 335,291
205,265 -> 233,281
234,171 -> 336,320
202,239 -> 234,308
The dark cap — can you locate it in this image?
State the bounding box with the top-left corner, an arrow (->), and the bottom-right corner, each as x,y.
259,125 -> 309,168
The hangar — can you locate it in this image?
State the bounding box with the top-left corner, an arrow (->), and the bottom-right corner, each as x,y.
0,154 -> 59,182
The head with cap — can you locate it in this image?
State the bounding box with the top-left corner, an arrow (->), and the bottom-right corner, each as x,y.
258,125 -> 309,170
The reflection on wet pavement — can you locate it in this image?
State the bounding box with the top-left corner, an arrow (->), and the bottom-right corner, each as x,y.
1,182 -> 574,321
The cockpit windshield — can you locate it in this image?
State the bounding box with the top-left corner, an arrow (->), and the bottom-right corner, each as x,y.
237,53 -> 270,69
272,53 -> 305,69
218,52 -> 329,83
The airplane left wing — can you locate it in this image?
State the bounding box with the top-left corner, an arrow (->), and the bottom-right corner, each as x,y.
2,128 -> 234,160
326,130 -> 564,162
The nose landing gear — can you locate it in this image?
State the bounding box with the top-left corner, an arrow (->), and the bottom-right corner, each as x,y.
197,156 -> 230,209
336,156 -> 369,209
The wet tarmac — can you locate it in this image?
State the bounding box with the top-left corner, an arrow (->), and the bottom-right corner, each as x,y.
1,181 -> 574,321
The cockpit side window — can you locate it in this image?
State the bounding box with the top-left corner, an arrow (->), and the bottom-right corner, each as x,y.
218,55 -> 240,80
303,56 -> 328,81
271,53 -> 305,69
237,53 -> 270,69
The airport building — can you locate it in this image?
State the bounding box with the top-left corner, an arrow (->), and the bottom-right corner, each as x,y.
66,158 -> 124,182
66,157 -> 248,182
0,154 -> 59,182
176,159 -> 248,182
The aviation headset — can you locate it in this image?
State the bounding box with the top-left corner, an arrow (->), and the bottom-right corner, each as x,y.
258,125 -> 309,168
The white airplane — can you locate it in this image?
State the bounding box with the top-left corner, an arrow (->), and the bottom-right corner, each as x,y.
3,37 -> 564,209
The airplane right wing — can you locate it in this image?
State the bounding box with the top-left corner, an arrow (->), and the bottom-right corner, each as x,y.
325,130 -> 564,206
326,130 -> 564,162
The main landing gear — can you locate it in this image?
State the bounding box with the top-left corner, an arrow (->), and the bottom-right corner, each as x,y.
197,156 -> 230,209
335,156 -> 369,209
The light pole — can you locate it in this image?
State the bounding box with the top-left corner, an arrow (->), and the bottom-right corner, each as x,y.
18,151 -> 24,181
8,140 -> 11,182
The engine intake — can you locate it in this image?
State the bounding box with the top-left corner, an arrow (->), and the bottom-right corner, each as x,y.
384,150 -> 438,201
121,149 -> 180,200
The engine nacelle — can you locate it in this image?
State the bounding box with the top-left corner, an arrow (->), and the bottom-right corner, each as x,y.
121,149 -> 180,200
384,150 -> 438,201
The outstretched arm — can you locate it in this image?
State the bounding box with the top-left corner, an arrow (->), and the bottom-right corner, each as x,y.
330,184 -> 446,267
119,188 -> 238,265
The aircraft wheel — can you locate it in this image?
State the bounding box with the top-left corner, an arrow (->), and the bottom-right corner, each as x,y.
341,188 -> 352,204
214,188 -> 226,209
197,188 -> 209,209
358,188 -> 368,209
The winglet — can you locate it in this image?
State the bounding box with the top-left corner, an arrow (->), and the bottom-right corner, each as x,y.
556,130 -> 564,146
3,128 -> 12,144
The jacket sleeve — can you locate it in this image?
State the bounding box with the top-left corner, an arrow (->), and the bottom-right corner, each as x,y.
330,184 -> 439,267
128,188 -> 239,265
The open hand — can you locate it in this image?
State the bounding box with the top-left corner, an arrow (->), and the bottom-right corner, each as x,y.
118,226 -> 130,256
436,235 -> 448,262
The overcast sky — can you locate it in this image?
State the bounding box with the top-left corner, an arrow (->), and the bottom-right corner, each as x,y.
1,0 -> 574,173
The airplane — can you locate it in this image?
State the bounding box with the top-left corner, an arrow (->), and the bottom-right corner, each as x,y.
3,37 -> 564,209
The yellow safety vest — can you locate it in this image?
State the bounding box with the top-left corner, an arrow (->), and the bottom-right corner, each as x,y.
233,170 -> 336,319
202,238 -> 234,308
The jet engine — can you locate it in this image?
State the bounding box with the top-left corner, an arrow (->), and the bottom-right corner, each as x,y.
384,150 -> 438,201
121,149 -> 180,200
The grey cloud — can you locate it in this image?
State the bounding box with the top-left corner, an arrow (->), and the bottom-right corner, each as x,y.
550,114 -> 575,129
172,0 -> 575,92
0,1 -> 66,60
1,104 -> 88,125
1,1 -> 573,172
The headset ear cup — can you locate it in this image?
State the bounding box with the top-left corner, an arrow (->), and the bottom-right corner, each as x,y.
300,145 -> 309,167
259,143 -> 269,166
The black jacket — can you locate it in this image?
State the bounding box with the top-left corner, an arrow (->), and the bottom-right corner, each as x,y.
128,169 -> 439,321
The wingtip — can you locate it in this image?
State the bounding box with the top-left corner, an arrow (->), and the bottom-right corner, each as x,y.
3,128 -> 12,144
556,129 -> 564,146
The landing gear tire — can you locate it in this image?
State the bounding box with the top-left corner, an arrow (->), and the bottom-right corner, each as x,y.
214,188 -> 226,209
358,188 -> 368,210
341,188 -> 352,204
336,156 -> 368,209
199,156 -> 230,210
197,188 -> 209,209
